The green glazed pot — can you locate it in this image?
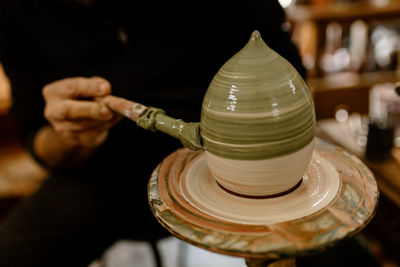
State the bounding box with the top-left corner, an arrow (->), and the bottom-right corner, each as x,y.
200,31 -> 316,196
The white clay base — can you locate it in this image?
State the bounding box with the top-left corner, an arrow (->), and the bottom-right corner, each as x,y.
205,139 -> 315,196
180,150 -> 341,225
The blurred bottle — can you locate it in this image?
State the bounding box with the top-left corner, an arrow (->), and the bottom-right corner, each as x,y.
367,82 -> 400,160
320,22 -> 347,74
366,118 -> 394,161
349,20 -> 368,72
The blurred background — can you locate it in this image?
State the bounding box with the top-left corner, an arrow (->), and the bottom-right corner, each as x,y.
287,0 -> 400,265
1,0 -> 400,266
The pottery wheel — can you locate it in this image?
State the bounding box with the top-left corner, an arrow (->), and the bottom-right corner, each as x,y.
148,139 -> 378,260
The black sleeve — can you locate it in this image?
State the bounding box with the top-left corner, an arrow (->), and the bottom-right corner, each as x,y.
248,0 -> 306,79
208,0 -> 306,79
0,5 -> 47,160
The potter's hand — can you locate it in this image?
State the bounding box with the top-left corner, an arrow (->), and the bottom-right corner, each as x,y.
43,77 -> 120,148
34,77 -> 121,168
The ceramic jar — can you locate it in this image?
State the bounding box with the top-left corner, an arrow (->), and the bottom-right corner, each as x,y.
200,31 -> 316,197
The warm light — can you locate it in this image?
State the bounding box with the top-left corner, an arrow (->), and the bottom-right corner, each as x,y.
335,108 -> 349,122
302,54 -> 315,70
371,26 -> 400,68
278,0 -> 293,8
333,48 -> 350,71
0,63 -> 12,112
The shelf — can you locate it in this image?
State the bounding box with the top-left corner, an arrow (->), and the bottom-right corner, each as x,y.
288,1 -> 400,23
307,70 -> 400,92
308,71 -> 400,119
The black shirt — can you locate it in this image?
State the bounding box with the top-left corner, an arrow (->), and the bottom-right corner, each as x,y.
0,0 -> 305,190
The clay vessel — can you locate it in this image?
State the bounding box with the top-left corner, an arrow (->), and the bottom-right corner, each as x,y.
200,31 -> 315,196
103,31 -> 316,197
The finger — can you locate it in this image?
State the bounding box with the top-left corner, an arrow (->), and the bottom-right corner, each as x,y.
86,130 -> 109,147
44,77 -> 111,100
61,113 -> 123,147
78,130 -> 109,148
62,128 -> 110,148
52,120 -> 107,132
96,115 -> 122,130
100,95 -> 147,122
77,116 -> 122,133
49,100 -> 113,121
61,130 -> 109,148
54,114 -> 121,135
64,76 -> 111,99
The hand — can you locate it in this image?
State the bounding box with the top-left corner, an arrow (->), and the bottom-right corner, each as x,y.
42,76 -> 120,148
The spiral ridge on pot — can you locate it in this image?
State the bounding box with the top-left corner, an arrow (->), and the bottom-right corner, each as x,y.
201,31 -> 316,160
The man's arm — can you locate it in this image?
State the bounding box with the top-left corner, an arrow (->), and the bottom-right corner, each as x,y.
0,5 -> 121,169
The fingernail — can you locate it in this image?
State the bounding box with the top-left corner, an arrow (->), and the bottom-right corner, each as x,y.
99,82 -> 109,94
